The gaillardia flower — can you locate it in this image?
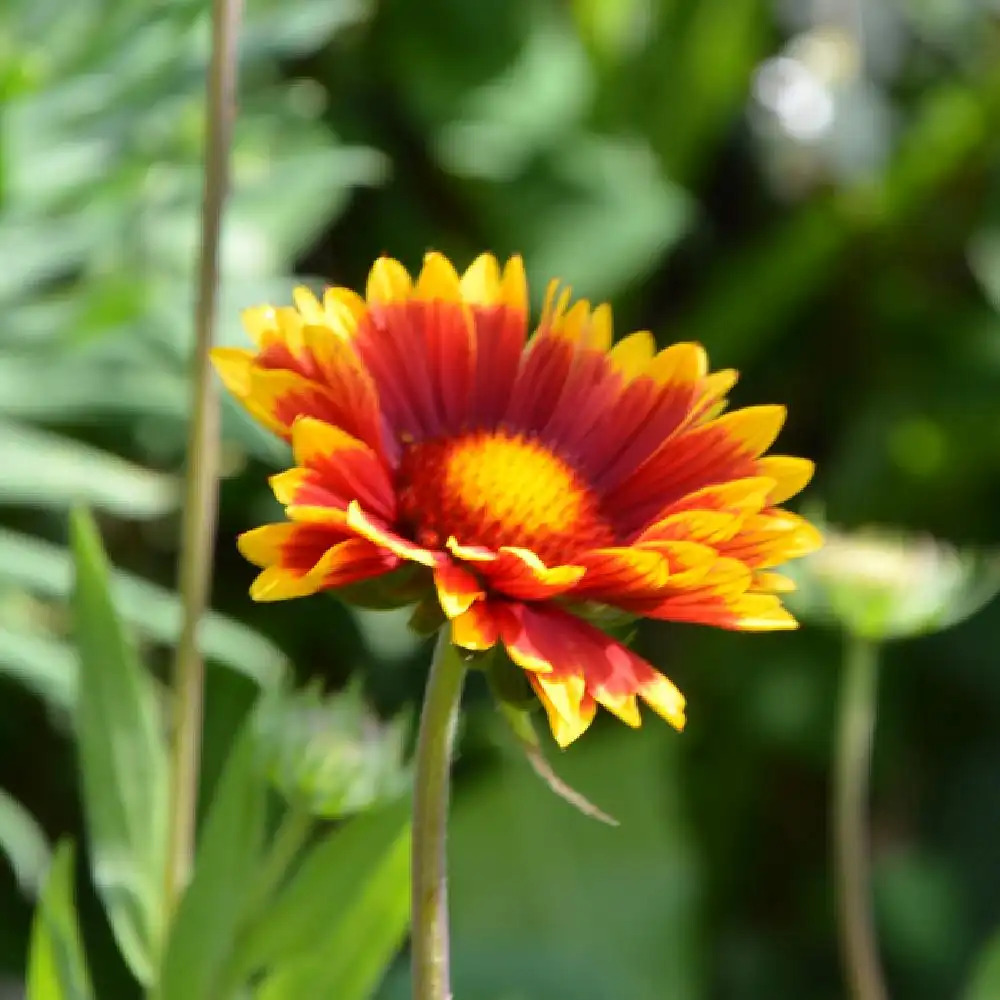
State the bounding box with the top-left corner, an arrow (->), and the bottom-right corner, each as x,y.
214,253 -> 821,746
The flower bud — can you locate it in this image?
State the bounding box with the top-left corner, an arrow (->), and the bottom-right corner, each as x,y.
788,524 -> 1000,641
260,683 -> 409,818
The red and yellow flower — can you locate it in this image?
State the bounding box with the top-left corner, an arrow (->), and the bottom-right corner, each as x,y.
214,253 -> 821,746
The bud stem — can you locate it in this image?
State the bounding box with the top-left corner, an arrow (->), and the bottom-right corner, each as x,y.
411,626 -> 466,1000
833,635 -> 887,1000
165,0 -> 243,914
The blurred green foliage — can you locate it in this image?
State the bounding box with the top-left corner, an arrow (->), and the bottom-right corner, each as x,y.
2,0 -> 1000,997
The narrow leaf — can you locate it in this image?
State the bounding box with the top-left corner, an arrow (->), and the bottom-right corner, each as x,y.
70,509 -> 167,984
0,420 -> 176,518
966,929 -> 1000,1000
241,801 -> 410,1000
26,842 -> 95,1000
157,714 -> 268,1000
0,788 -> 52,897
0,527 -> 286,689
0,627 -> 76,713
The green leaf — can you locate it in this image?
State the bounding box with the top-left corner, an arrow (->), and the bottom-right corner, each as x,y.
0,354 -> 188,423
243,801 -> 411,1000
157,714 -> 268,1000
0,421 -> 177,518
0,626 -> 77,713
0,527 -> 286,689
26,842 -> 95,1000
965,929 -> 1000,1000
70,509 -> 167,985
0,787 -> 52,897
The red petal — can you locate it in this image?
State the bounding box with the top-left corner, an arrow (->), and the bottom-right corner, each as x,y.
468,304 -> 528,427
497,603 -> 686,747
434,560 -> 484,618
452,600 -> 500,651
445,539 -> 585,601
571,546 -> 671,601
607,406 -> 787,536
715,511 -> 824,569
355,299 -> 475,441
289,417 -> 396,520
502,333 -> 576,432
584,344 -> 708,491
237,525 -> 397,602
345,501 -> 442,568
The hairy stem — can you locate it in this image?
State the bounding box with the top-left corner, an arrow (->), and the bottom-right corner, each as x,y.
165,0 -> 244,911
411,627 -> 467,1000
833,635 -> 888,1000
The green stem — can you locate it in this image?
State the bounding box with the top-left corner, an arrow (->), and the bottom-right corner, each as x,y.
220,806 -> 314,993
833,636 -> 888,1000
165,0 -> 245,912
411,627 -> 467,1000
249,806 -> 314,913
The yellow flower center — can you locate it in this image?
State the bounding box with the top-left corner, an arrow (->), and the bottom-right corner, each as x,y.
397,431 -> 614,563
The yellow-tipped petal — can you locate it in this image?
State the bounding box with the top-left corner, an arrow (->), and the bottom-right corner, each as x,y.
588,303 -> 613,352
292,286 -> 325,325
269,468 -> 309,506
756,456 -> 815,504
416,251 -> 463,301
498,255 -> 527,312
607,330 -> 656,381
290,415 -> 369,469
647,342 -> 708,385
241,305 -> 279,344
211,347 -> 255,397
322,287 -> 366,337
366,256 -> 412,303
530,675 -> 594,747
249,566 -> 323,602
593,691 -> 642,728
637,674 -> 687,731
752,571 -> 797,593
714,404 -> 787,457
238,524 -> 295,567
732,594 -> 799,630
459,253 -> 500,305
552,300 -> 591,344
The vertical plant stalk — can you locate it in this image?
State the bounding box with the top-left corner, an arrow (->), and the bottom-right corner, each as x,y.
833,635 -> 888,1000
411,627 -> 467,1000
165,0 -> 245,911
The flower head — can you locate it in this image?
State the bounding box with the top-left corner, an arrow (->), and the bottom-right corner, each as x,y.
789,524 -> 1000,641
214,253 -> 821,746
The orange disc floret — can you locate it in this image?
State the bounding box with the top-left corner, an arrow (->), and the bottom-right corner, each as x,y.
214,252 -> 822,746
396,431 -> 615,562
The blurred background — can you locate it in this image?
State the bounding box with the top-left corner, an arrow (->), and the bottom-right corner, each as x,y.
3,0 -> 1000,997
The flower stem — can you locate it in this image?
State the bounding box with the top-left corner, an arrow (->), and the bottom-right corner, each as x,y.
249,806 -> 314,913
833,635 -> 888,1000
411,627 -> 467,1000
165,0 -> 244,912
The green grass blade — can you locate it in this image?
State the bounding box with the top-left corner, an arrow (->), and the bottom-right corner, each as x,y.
0,788 -> 52,898
0,527 -> 285,689
156,714 -> 268,1000
70,508 -> 168,985
245,801 -> 411,1000
26,842 -> 95,1000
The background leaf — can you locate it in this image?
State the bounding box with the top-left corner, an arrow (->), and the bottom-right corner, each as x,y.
247,800 -> 411,1000
964,929 -> 1000,1000
70,509 -> 167,985
26,842 -> 94,1000
0,788 -> 51,898
0,526 -> 286,692
156,715 -> 267,1000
